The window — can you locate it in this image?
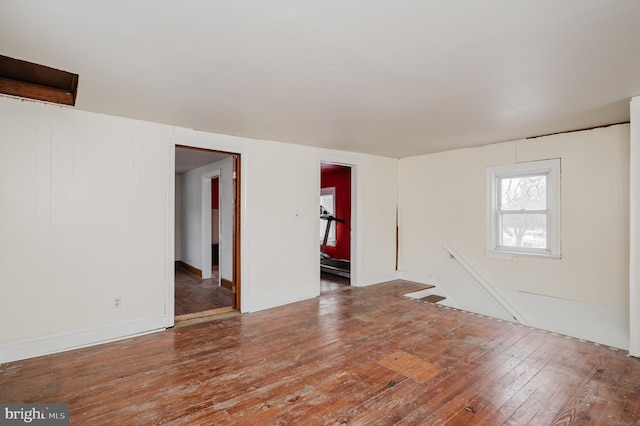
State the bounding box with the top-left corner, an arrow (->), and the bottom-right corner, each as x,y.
320,187 -> 336,246
486,159 -> 561,258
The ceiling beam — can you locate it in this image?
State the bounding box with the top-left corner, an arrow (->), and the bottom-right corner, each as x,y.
0,55 -> 78,106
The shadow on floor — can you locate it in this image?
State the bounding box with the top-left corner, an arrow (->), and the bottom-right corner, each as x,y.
320,272 -> 350,293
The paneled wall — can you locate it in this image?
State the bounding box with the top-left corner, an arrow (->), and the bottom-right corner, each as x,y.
0,97 -> 400,362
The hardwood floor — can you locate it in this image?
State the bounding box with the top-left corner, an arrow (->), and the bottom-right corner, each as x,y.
320,272 -> 350,293
174,265 -> 234,316
2,280 -> 640,425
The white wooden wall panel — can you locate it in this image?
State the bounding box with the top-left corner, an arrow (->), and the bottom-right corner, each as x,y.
1,97 -> 401,362
630,96 -> 640,357
0,98 -> 170,359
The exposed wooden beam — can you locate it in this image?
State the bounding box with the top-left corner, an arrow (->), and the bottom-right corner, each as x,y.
0,55 -> 78,106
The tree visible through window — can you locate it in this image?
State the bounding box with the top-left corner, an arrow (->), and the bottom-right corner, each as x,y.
499,175 -> 547,249
487,159 -> 561,258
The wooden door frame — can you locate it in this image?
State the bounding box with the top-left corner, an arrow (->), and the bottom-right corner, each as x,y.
166,136 -> 245,327
232,155 -> 241,310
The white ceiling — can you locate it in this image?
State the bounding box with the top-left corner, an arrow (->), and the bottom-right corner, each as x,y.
175,147 -> 230,174
1,1 -> 639,158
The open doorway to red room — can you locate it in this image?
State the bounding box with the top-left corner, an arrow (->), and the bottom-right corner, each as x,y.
320,162 -> 352,292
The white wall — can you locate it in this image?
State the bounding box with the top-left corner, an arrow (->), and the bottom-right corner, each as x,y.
179,156 -> 233,281
174,174 -> 182,260
630,96 -> 640,357
0,97 -> 170,362
170,129 -> 401,312
0,96 -> 400,362
212,209 -> 220,244
399,124 -> 630,349
4,92 -> 630,360
358,155 -> 400,285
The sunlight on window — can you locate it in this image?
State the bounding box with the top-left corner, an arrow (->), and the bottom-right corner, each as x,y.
486,159 -> 561,258
320,188 -> 336,244
499,175 -> 547,249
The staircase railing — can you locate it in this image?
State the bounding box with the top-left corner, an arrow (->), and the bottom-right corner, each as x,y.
444,243 -> 528,325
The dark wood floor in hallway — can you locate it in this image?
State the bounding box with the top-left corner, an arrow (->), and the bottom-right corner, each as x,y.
320,271 -> 350,293
2,280 -> 640,425
174,265 -> 233,316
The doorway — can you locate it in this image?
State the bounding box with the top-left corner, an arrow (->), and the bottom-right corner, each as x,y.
320,162 -> 352,292
173,145 -> 241,321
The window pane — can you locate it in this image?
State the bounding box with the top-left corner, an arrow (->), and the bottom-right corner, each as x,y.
499,213 -> 547,249
320,194 -> 334,215
500,176 -> 546,210
320,193 -> 336,242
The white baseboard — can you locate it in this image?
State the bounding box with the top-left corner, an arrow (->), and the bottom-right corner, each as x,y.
397,271 -> 436,286
356,272 -> 403,287
245,287 -> 318,313
403,288 -> 435,299
498,288 -> 630,350
246,271 -> 413,312
0,316 -> 167,364
418,273 -> 630,350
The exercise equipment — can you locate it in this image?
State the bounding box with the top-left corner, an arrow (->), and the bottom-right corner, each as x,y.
320,206 -> 351,279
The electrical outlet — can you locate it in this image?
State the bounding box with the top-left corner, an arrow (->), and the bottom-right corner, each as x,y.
112,297 -> 122,309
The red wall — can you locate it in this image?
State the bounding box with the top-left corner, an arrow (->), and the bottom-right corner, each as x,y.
211,177 -> 219,209
321,165 -> 351,260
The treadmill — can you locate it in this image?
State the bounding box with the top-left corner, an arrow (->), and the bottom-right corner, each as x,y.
320,207 -> 350,279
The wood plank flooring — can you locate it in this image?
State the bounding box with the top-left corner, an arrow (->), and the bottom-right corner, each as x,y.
320,272 -> 350,293
2,280 -> 640,425
174,265 -> 234,316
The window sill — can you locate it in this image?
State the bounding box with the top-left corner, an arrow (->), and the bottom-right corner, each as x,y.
486,250 -> 562,261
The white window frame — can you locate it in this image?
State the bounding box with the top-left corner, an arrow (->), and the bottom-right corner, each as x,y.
320,187 -> 337,247
486,159 -> 561,259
